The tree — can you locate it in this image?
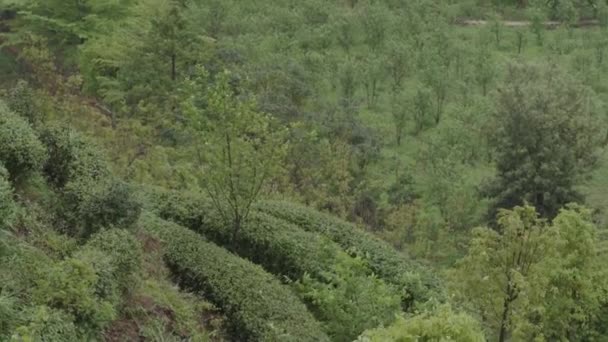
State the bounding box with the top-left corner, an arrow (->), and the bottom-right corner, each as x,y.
334,12 -> 357,54
412,87 -> 433,134
360,54 -> 384,108
450,205 -> 550,342
187,69 -> 288,243
385,40 -> 409,94
390,93 -> 408,146
359,1 -> 390,53
540,205 -> 607,341
450,205 -> 608,341
486,62 -> 604,219
475,46 -> 495,96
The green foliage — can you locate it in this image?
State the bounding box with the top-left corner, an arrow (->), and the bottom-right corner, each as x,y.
5,80 -> 42,127
32,257 -> 117,333
0,101 -> 47,183
132,279 -> 222,341
0,164 -> 16,230
256,200 -> 445,311
11,306 -> 81,342
486,62 -> 605,218
357,305 -> 486,342
85,228 -> 143,293
39,125 -> 110,188
185,69 -> 288,242
147,188 -> 401,339
296,252 -> 401,342
60,178 -> 141,238
449,204 -> 608,341
140,213 -> 330,341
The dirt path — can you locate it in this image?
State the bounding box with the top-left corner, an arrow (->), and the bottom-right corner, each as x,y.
458,19 -> 599,29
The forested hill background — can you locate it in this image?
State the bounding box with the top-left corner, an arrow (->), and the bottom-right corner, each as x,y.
2,0 -> 608,340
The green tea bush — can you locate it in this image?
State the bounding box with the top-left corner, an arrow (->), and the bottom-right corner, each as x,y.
6,80 -> 42,126
0,101 -> 47,182
295,252 -> 401,342
60,177 -> 141,238
11,306 -> 81,342
356,305 -> 485,342
256,200 -> 445,310
147,188 -> 334,279
0,164 -> 16,230
140,213 -> 330,342
147,189 -> 401,340
85,228 -> 143,293
39,125 -> 109,188
32,257 -> 117,332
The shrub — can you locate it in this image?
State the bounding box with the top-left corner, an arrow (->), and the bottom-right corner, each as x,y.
0,101 -> 47,183
0,164 -> 16,230
295,252 -> 401,342
356,305 -> 485,342
11,306 -> 81,342
6,80 -> 42,126
60,177 -> 141,238
147,188 -> 335,279
39,125 -> 109,188
85,228 -> 143,293
140,213 -> 330,342
256,200 -> 446,310
147,189 -> 402,340
32,257 -> 117,332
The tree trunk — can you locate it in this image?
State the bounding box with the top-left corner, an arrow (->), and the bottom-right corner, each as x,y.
171,53 -> 177,81
499,280 -> 517,342
232,215 -> 241,247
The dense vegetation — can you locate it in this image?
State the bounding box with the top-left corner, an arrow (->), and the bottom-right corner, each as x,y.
2,0 -> 608,340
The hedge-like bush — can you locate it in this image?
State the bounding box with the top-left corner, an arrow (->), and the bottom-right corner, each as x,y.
0,164 -> 16,230
60,177 -> 141,238
147,188 -> 334,280
0,101 -> 47,182
146,189 -> 401,341
39,125 -> 109,188
256,201 -> 446,310
140,213 -> 330,342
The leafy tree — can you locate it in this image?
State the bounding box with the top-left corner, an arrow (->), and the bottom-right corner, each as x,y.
539,205 -> 608,341
360,54 -> 385,108
337,58 -> 359,113
486,62 -> 604,219
334,12 -> 358,54
515,29 -> 527,54
390,92 -> 408,146
451,205 -> 608,341
187,70 -> 288,242
359,1 -> 390,53
475,46 -> 495,96
412,86 -> 433,134
385,39 -> 409,94
528,7 -> 546,46
449,205 -> 550,342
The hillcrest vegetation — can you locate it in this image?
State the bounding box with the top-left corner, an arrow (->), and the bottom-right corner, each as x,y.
2,0 -> 608,341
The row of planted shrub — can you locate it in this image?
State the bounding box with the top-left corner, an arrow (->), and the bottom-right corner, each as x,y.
145,188 -> 403,341
255,200 -> 446,310
139,213 -> 330,342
